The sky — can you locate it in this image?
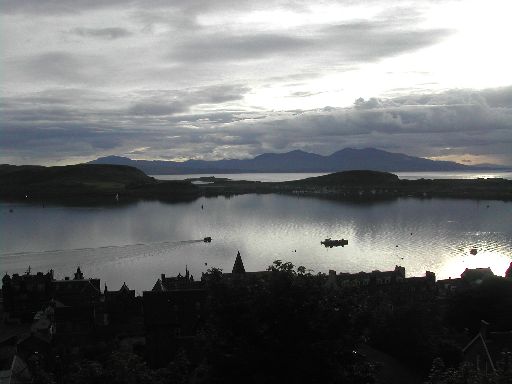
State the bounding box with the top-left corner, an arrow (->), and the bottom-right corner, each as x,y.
1,0 -> 512,166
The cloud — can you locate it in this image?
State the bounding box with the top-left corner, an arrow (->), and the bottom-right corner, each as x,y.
171,33 -> 313,63
1,0 -> 132,14
167,18 -> 452,66
0,0 -> 295,15
71,27 -> 132,39
127,84 -> 250,116
9,52 -> 110,85
1,1 -> 510,166
129,101 -> 187,116
318,21 -> 453,62
2,86 -> 511,165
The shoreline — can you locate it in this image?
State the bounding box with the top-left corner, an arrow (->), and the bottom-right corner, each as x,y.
1,164 -> 511,205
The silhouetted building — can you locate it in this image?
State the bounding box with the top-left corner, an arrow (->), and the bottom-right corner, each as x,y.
436,276 -> 463,297
438,267 -> 498,297
333,266 -> 436,300
144,269 -> 207,367
232,251 -> 245,274
505,262 -> 511,278
51,268 -> 100,307
73,266 -> 84,280
152,266 -> 202,291
53,302 -> 95,345
103,282 -> 143,336
324,270 -> 338,290
219,251 -> 271,284
337,265 -> 406,288
51,268 -> 101,344
461,267 -> 495,285
1,270 -> 54,321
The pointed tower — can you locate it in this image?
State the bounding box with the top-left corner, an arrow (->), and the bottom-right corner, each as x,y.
232,251 -> 246,274
74,266 -> 84,280
120,282 -> 129,292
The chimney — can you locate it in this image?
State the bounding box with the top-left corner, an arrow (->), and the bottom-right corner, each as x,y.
324,270 -> 338,290
426,271 -> 436,284
161,274 -> 165,281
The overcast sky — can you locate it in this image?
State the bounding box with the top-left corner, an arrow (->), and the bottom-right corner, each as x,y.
2,0 -> 512,166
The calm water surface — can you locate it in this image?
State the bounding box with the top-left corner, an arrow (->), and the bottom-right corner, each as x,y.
153,171 -> 512,182
1,195 -> 511,293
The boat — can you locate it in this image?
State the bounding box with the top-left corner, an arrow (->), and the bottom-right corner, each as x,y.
203,237 -> 212,243
321,238 -> 348,248
470,248 -> 477,255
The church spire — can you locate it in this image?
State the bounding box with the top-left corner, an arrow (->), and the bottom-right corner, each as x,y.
232,251 -> 246,274
74,266 -> 84,280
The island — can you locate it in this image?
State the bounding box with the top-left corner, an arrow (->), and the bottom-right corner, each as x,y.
1,164 -> 511,204
0,164 -> 200,204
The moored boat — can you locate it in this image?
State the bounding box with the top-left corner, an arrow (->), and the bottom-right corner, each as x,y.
321,238 -> 348,248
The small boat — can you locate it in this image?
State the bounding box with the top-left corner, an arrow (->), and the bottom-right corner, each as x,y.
203,237 -> 212,243
321,238 -> 348,248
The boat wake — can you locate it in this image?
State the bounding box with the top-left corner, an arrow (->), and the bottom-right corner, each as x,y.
0,239 -> 205,258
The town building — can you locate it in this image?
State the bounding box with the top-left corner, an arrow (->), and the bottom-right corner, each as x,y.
2,269 -> 54,321
143,267 -> 207,367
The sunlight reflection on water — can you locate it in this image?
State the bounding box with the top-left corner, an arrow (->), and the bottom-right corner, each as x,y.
1,196 -> 511,292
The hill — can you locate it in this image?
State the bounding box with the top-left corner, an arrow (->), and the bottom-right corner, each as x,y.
89,148 -> 500,174
0,164 -> 199,202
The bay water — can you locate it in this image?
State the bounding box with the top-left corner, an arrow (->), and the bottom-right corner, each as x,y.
1,194 -> 511,293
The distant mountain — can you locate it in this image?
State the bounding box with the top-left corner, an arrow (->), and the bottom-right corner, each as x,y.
88,148 -> 504,174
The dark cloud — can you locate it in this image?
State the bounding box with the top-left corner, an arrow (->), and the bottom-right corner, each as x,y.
171,34 -> 313,62
318,21 -> 453,62
0,83 -> 254,162
1,0 -> 297,15
4,86 -> 510,165
167,19 -> 452,66
71,27 -> 132,39
129,101 -> 187,116
1,1 -> 509,165
18,52 -> 87,82
354,97 -> 384,109
480,87 -> 512,108
127,84 -> 250,116
1,0 -> 134,14
11,52 -> 109,85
